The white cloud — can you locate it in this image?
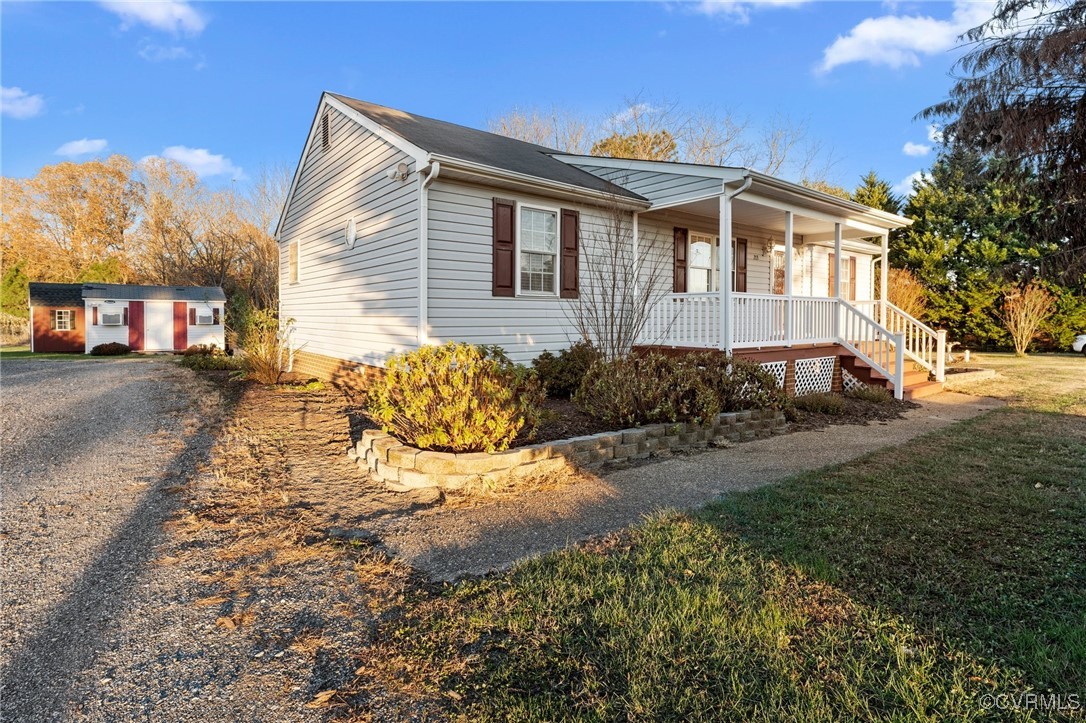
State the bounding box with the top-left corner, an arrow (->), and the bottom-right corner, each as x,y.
55,138 -> 109,157
99,1 -> 207,35
817,0 -> 995,73
158,145 -> 244,179
902,141 -> 931,157
1,86 -> 45,119
138,42 -> 191,62
689,0 -> 809,23
927,123 -> 944,143
893,170 -> 925,197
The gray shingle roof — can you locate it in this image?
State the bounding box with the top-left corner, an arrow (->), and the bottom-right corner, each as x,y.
80,283 -> 227,302
330,93 -> 647,202
28,283 -> 84,306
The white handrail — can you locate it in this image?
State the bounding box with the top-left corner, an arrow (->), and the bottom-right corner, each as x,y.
837,299 -> 905,400
879,301 -> 946,382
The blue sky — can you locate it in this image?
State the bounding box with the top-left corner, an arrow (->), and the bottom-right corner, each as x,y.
1,1 -> 993,196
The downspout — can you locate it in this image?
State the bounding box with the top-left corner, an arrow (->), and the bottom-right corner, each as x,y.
417,158 -> 441,347
719,172 -> 753,354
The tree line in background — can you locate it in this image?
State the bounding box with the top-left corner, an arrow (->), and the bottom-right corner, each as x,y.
0,155 -> 288,340
3,0 -> 1080,355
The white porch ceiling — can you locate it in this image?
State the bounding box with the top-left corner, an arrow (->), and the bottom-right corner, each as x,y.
644,196 -> 878,241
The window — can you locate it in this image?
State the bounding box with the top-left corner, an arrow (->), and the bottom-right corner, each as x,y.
101,312 -> 122,326
50,309 -> 72,331
519,206 -> 558,294
829,254 -> 858,301
688,234 -> 715,293
288,240 -> 300,284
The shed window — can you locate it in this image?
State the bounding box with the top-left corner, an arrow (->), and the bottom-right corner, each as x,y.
288,240 -> 300,284
519,206 -> 558,294
50,309 -> 73,331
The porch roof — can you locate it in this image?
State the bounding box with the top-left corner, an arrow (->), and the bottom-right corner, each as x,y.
550,154 -> 911,233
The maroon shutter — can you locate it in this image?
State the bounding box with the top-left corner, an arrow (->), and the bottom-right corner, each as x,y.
559,209 -> 579,299
828,253 -> 836,296
92,307 -> 99,326
213,307 -> 220,325
189,307 -> 196,325
849,256 -> 857,301
673,227 -> 688,293
492,198 -> 516,297
735,238 -> 748,293
122,307 -> 128,326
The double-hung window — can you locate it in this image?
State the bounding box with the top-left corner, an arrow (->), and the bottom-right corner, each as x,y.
688,234 -> 716,293
51,309 -> 72,331
519,206 -> 558,294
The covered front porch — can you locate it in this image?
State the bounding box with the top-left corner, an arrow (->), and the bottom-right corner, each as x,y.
621,166 -> 944,398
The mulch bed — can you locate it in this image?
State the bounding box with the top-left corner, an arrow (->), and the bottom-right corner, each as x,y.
788,396 -> 919,432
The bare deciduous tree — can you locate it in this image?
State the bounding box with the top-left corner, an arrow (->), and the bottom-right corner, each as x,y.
1001,281 -> 1055,355
487,106 -> 591,153
882,267 -> 928,320
567,198 -> 670,361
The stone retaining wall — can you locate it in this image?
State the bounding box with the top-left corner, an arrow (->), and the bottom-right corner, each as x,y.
350,409 -> 787,493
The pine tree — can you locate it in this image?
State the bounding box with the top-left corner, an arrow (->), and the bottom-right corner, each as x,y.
852,171 -> 901,214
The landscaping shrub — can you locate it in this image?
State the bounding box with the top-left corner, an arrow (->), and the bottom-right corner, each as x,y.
575,351 -> 789,427
367,342 -> 545,453
90,342 -> 131,356
845,385 -> 894,404
792,392 -> 847,416
179,344 -> 241,371
574,352 -> 719,427
532,341 -> 601,399
183,343 -> 221,356
241,309 -> 290,384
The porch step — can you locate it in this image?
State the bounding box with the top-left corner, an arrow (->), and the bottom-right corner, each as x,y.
896,380 -> 945,401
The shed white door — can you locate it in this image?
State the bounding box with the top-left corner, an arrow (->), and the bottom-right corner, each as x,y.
144,301 -> 174,351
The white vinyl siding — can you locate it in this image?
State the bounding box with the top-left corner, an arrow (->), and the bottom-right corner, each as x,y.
278,105 -> 420,367
427,179 -> 673,364
187,302 -> 224,348
85,301 -> 129,349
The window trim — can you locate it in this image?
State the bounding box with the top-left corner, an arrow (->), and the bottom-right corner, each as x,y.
685,232 -> 749,293
515,201 -> 562,298
288,240 -> 300,284
52,309 -> 73,332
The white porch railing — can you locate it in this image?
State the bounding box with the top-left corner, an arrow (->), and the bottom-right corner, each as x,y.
880,301 -> 947,382
642,293 -> 721,348
837,301 -> 905,399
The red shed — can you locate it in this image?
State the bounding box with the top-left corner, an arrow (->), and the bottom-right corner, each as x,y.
28,283 -> 85,353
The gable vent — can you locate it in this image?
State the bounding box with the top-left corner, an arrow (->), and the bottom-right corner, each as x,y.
321,113 -> 330,151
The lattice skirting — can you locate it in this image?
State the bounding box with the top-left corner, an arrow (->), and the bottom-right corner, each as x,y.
760,360 -> 788,389
842,367 -> 867,393
794,356 -> 835,396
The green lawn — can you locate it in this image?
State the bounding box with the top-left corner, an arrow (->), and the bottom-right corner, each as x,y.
367,355 -> 1086,721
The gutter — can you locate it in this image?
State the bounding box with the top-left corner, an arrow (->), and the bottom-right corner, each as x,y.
418,157 -> 441,347
427,153 -> 651,210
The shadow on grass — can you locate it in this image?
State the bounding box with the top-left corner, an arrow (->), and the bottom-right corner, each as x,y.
367,408 -> 1085,721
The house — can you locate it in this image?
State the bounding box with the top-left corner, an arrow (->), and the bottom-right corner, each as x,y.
276,92 -> 946,399
29,282 -> 226,354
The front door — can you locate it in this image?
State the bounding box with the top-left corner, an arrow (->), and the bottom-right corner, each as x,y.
144,301 -> 174,351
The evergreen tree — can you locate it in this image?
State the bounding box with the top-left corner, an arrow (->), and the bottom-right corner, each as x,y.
0,261 -> 29,318
897,149 -> 1051,348
852,171 -> 901,214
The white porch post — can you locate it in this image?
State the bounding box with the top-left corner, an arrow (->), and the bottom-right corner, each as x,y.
720,193 -> 733,353
784,210 -> 794,347
880,231 -> 889,326
833,222 -> 842,339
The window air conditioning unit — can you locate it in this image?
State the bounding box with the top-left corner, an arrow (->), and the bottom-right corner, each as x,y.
196,313 -> 214,325
101,312 -> 122,326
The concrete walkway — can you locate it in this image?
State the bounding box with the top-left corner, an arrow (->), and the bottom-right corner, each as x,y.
370,392 -> 1005,581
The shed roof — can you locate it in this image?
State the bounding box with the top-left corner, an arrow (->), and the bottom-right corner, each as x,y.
80,283 -> 227,301
328,93 -> 646,202
28,283 -> 84,307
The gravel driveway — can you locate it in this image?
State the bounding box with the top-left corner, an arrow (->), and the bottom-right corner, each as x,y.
0,358 -> 228,721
